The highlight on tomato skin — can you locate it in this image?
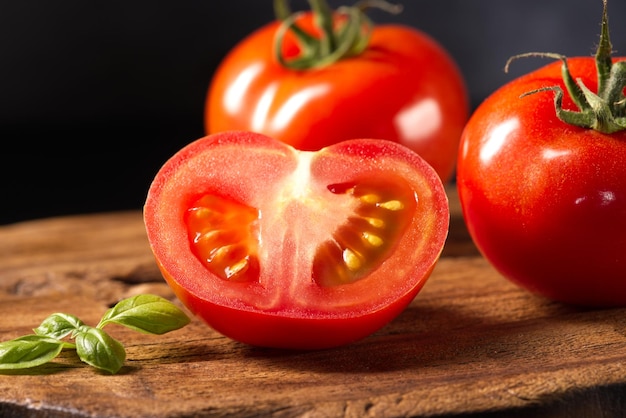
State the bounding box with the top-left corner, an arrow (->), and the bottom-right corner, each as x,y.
143,130 -> 449,349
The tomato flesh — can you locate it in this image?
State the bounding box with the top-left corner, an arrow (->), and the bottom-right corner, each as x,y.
144,131 -> 449,348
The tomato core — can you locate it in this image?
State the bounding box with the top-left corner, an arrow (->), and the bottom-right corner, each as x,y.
186,175 -> 417,289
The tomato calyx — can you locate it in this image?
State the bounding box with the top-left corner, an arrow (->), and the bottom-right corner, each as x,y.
272,0 -> 402,70
504,0 -> 626,134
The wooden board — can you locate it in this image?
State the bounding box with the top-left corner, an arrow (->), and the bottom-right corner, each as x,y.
1,188 -> 626,418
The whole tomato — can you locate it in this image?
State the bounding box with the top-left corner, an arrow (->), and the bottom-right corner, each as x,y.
144,131 -> 449,349
456,0 -> 626,307
205,0 -> 468,183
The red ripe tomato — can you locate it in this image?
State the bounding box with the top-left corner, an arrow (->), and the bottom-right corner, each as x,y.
205,2 -> 468,183
144,131 -> 449,349
456,2 -> 626,307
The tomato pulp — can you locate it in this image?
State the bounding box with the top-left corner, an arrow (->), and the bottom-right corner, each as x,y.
205,12 -> 468,183
457,57 -> 626,307
144,131 -> 449,348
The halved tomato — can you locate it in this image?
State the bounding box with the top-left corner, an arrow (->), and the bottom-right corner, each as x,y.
144,131 -> 449,349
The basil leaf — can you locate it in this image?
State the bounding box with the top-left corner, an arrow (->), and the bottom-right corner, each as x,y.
33,313 -> 84,339
75,327 -> 126,374
98,294 -> 190,335
0,335 -> 65,370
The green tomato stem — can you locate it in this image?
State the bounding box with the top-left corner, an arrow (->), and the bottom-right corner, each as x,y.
504,0 -> 626,134
273,0 -> 402,70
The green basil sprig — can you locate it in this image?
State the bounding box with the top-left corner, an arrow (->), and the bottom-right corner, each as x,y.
0,294 -> 190,374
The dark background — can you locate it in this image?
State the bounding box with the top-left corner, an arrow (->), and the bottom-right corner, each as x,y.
2,0 -> 625,225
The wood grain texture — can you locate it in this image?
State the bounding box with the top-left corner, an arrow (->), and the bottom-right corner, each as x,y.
1,188 -> 626,418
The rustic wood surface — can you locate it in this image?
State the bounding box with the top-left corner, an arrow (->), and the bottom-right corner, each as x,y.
1,188 -> 626,418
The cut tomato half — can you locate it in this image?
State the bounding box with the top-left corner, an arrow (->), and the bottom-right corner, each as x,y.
144,131 -> 449,349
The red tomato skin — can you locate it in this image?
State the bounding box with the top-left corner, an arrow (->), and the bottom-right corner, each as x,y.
457,57 -> 626,307
144,131 -> 449,349
172,274 -> 425,349
205,16 -> 469,183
